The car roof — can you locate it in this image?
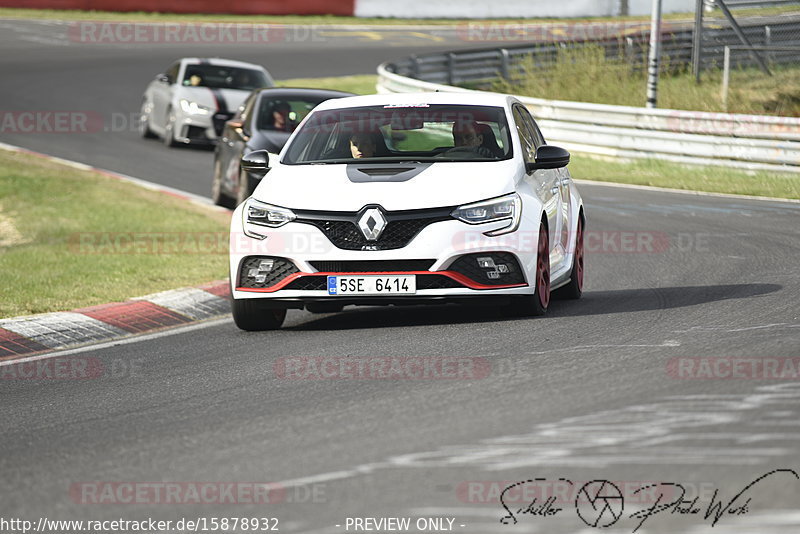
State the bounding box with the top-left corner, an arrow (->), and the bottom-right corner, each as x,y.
180,57 -> 267,71
252,87 -> 356,100
312,91 -> 516,112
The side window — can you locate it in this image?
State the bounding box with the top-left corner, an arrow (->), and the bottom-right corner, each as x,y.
516,105 -> 545,148
512,107 -> 536,164
165,63 -> 180,84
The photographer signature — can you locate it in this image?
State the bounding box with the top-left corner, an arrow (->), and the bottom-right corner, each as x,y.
499,469 -> 798,532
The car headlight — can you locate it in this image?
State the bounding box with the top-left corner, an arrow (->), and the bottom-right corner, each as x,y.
179,99 -> 212,115
451,193 -> 521,236
242,199 -> 296,239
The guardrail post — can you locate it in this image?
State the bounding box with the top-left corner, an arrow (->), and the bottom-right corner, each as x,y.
765,26 -> 773,64
499,48 -> 510,80
692,0 -> 704,82
722,45 -> 731,111
447,53 -> 456,86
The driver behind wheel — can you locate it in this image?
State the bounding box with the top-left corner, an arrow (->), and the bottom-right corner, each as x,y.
450,119 -> 492,157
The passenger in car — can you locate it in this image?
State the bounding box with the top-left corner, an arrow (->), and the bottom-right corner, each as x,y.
349,133 -> 377,158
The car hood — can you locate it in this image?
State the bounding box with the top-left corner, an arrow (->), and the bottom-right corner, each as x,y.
253,160 -> 518,211
177,86 -> 250,113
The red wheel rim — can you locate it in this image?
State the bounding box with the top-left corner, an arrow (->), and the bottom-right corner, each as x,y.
575,219 -> 584,291
537,227 -> 550,309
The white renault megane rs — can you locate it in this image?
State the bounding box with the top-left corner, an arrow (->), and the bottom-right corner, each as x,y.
229,92 -> 585,330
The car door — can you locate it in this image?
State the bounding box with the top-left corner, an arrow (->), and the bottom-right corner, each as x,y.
513,105 -> 562,266
151,62 -> 179,130
530,114 -> 572,263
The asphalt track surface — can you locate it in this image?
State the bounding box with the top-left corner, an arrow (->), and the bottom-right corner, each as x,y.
2,18 -> 800,534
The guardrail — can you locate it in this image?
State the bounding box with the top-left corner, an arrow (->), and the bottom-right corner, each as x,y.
376,63 -> 800,173
389,19 -> 800,89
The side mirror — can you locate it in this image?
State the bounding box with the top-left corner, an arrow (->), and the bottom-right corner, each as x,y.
525,145 -> 570,173
241,150 -> 270,178
156,73 -> 170,84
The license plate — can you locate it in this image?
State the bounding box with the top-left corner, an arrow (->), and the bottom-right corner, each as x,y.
327,275 -> 416,295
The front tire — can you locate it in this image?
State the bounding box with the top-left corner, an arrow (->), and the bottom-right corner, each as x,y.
139,99 -> 156,139
232,299 -> 287,331
163,108 -> 179,148
555,215 -> 584,300
211,158 -> 235,209
506,223 -> 550,317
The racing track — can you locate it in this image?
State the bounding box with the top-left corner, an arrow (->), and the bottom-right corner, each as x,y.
2,18 -> 800,534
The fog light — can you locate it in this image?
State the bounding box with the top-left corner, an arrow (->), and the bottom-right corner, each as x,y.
497,264 -> 510,274
258,259 -> 274,272
487,271 -> 500,280
255,274 -> 267,283
477,257 -> 496,269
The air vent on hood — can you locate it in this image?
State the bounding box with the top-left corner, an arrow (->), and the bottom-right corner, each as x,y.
357,167 -> 415,177
346,162 -> 432,183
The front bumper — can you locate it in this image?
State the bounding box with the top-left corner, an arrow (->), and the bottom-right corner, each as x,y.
229,206 -> 542,304
173,111 -> 232,145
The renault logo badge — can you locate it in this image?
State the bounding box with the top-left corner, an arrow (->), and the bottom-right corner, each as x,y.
357,208 -> 387,241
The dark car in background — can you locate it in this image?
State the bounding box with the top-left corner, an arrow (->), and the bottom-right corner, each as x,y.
212,87 -> 354,207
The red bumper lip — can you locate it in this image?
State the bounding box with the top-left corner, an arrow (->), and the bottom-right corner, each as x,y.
236,271 -> 527,293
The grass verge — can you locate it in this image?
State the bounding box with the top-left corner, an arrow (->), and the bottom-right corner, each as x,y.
569,154 -> 800,199
0,150 -> 229,318
276,75 -> 378,95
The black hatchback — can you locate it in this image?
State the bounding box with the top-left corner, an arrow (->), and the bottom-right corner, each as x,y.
212,87 -> 354,207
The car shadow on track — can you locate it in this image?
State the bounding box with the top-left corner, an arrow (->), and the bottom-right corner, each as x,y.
548,283 -> 781,318
286,283 -> 781,330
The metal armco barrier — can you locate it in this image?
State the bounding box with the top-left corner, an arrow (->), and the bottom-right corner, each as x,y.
376,63 -> 800,173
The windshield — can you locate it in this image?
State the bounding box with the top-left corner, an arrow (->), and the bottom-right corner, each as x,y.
282,104 -> 512,164
256,96 -> 329,133
182,64 -> 272,91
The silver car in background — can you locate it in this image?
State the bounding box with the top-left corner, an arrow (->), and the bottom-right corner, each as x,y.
139,57 -> 274,147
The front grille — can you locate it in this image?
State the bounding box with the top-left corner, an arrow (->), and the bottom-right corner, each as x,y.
448,252 -> 526,286
238,257 -> 298,288
308,260 -> 435,272
186,125 -> 208,140
417,274 -> 463,290
284,276 -> 327,291
294,206 -> 453,251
